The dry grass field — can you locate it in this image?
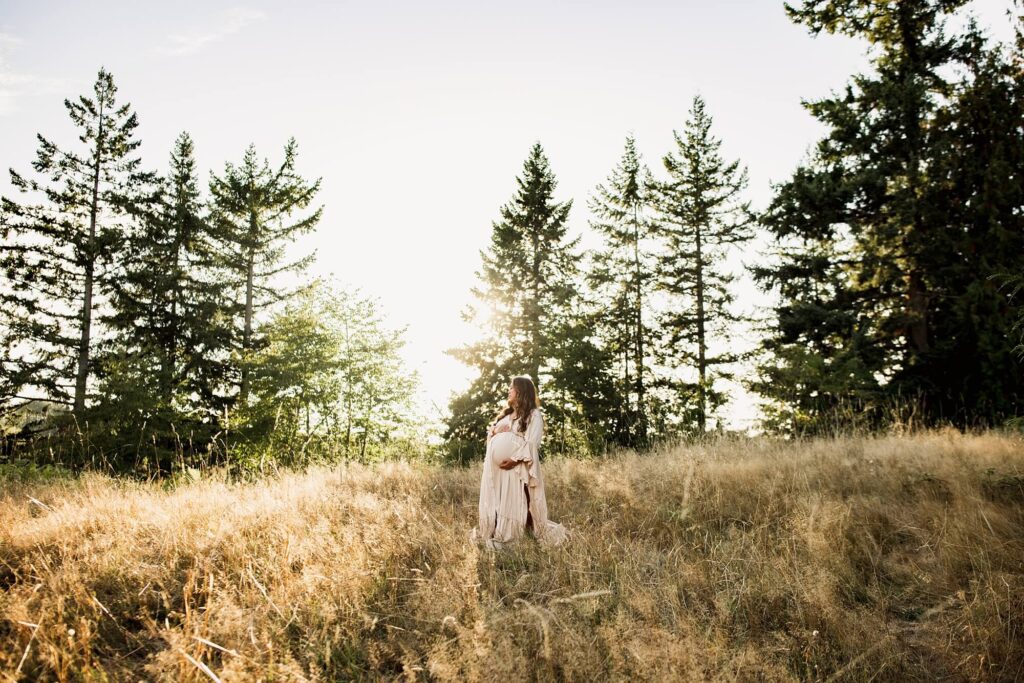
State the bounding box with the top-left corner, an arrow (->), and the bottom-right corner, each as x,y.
1,431 -> 1023,681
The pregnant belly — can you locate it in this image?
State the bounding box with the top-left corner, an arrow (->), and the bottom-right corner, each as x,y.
489,431 -> 524,465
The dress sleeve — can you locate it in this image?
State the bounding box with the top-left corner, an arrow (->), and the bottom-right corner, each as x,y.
513,409 -> 544,486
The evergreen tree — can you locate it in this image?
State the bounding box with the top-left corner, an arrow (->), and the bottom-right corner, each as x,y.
783,0 -> 979,412
444,338 -> 511,462
0,67 -> 154,418
918,20 -> 1024,423
208,139 -> 323,408
0,218 -> 60,416
446,143 -> 609,454
586,135 -> 659,446
756,0 -> 1024,430
1003,272 -> 1024,363
749,203 -> 886,433
650,96 -> 756,434
545,292 -> 620,454
93,132 -> 234,467
1009,6 -> 1024,364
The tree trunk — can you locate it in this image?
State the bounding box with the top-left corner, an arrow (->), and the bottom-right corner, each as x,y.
165,240 -> 181,406
530,217 -> 542,385
694,222 -> 707,434
632,203 -> 646,442
900,4 -> 930,356
240,216 -> 256,403
74,97 -> 105,416
622,336 -> 631,437
907,270 -> 930,352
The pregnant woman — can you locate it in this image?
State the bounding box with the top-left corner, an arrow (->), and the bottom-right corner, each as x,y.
471,375 -> 568,548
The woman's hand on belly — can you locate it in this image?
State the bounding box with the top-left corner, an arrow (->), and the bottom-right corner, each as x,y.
490,432 -> 525,469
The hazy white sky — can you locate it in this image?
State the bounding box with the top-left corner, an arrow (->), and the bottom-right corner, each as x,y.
0,1 -> 1016,430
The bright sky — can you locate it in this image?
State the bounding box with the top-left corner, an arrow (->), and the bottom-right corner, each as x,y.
0,1 -> 1016,431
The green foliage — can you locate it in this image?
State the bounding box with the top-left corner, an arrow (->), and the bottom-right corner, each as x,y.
649,96 -> 756,433
208,138 -> 323,404
917,31 -> 1024,423
446,143 -> 615,456
0,67 -> 156,416
586,136 -> 660,447
231,280 -> 418,466
5,38 -> 1024,471
0,69 -> 423,476
0,459 -> 75,485
1011,275 -> 1024,360
755,0 -> 1024,433
89,132 -> 233,471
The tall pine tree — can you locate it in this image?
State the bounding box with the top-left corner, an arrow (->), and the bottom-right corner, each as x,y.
749,195 -> 886,433
755,0 -> 1024,431
651,96 -> 756,434
208,139 -> 323,408
94,132 -> 234,467
586,135 -> 659,446
0,67 -> 154,419
917,14 -> 1024,423
446,143 -> 611,456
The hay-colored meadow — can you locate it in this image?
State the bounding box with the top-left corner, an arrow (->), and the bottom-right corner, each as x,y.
2,431 -> 1023,681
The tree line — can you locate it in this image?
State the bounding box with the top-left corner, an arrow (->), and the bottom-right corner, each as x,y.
2,0 -> 1022,474
444,0 -> 1024,459
0,71 -> 416,475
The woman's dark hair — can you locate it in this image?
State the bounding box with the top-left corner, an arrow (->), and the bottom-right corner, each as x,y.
492,375 -> 540,433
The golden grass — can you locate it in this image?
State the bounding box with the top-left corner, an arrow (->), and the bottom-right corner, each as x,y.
1,430 -> 1023,681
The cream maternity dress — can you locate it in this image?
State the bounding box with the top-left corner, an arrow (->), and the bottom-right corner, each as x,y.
472,407 -> 568,548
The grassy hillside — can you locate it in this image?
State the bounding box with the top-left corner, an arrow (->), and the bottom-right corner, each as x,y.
1,431 -> 1022,681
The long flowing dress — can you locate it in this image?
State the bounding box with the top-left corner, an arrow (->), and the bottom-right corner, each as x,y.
472,407 -> 568,547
